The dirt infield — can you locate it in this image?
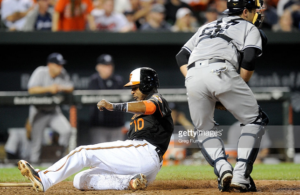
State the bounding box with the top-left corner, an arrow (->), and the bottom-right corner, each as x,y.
1,180 -> 300,194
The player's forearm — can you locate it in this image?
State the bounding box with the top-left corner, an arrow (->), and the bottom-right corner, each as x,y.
240,68 -> 254,82
127,102 -> 146,114
52,12 -> 59,32
180,65 -> 188,77
28,86 -> 53,94
98,99 -> 156,115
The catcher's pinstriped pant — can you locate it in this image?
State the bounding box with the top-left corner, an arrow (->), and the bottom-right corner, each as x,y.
185,60 -> 263,184
38,140 -> 162,191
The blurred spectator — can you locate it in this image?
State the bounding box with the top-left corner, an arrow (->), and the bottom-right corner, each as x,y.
215,0 -> 227,16
284,0 -> 300,30
1,0 -> 34,31
266,0 -> 280,7
114,0 -> 131,13
164,0 -> 192,25
23,0 -> 52,31
181,0 -> 210,11
27,53 -> 73,163
128,0 -> 152,29
172,7 -> 196,32
260,1 -> 278,30
92,0 -> 129,32
93,0 -> 104,9
88,54 -> 125,144
273,10 -> 298,31
52,0 -> 95,31
277,0 -> 290,16
124,11 -> 137,31
140,3 -> 171,31
204,7 -> 218,24
169,103 -> 193,129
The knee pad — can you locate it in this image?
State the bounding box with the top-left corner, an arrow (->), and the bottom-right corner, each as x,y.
241,106 -> 269,127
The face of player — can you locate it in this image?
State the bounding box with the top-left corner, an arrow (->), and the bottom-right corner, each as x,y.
48,63 -> 63,78
244,8 -> 256,22
96,64 -> 114,80
131,85 -> 147,101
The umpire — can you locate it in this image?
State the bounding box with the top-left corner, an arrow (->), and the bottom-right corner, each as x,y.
88,54 -> 125,144
28,53 -> 73,163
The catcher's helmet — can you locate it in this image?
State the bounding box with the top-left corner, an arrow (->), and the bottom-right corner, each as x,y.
124,67 -> 159,94
223,0 -> 260,14
223,0 -> 264,27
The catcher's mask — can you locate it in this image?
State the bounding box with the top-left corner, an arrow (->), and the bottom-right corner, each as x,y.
124,67 -> 159,94
252,0 -> 264,28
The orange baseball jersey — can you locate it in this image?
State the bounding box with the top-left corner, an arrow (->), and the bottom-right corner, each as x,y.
55,0 -> 93,31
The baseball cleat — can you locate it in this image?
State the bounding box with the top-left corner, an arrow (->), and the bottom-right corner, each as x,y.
18,160 -> 44,192
230,176 -> 257,192
129,173 -> 147,190
218,170 -> 233,192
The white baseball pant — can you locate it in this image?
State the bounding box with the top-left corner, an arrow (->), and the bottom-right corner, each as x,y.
38,140 -> 161,191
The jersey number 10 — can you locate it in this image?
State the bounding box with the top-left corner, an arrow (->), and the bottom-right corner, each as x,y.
133,118 -> 144,132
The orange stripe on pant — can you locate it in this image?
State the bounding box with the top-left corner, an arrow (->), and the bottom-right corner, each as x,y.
44,143 -> 148,174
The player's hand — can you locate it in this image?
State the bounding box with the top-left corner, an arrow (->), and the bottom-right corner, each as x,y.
48,84 -> 59,94
97,99 -> 113,111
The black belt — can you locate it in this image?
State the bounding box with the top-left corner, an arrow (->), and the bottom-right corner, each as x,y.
188,59 -> 226,70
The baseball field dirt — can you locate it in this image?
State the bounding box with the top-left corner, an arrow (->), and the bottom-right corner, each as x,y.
1,180 -> 300,194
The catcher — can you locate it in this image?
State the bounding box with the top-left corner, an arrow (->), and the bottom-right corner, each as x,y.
18,67 -> 174,192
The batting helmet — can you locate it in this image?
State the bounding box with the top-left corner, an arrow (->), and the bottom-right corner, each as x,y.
124,67 -> 159,94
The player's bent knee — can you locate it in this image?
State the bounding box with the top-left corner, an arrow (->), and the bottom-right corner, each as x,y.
73,172 -> 82,189
73,171 -> 89,190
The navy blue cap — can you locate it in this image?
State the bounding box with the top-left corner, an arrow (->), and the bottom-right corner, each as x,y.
97,54 -> 114,65
47,53 -> 66,65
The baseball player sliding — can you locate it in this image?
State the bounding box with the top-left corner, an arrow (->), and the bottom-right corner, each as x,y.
176,0 -> 268,192
18,67 -> 174,192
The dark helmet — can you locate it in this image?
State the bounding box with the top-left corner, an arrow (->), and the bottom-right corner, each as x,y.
223,0 -> 264,27
124,67 -> 159,94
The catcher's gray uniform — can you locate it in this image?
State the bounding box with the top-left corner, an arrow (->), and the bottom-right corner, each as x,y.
180,16 -> 267,185
28,66 -> 73,163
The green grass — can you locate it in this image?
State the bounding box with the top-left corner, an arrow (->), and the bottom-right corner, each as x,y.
0,164 -> 299,183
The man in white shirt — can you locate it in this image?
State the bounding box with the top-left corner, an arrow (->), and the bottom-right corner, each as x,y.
92,0 -> 129,32
1,0 -> 34,31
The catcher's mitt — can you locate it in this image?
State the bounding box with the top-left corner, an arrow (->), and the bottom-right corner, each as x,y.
215,102 -> 227,111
